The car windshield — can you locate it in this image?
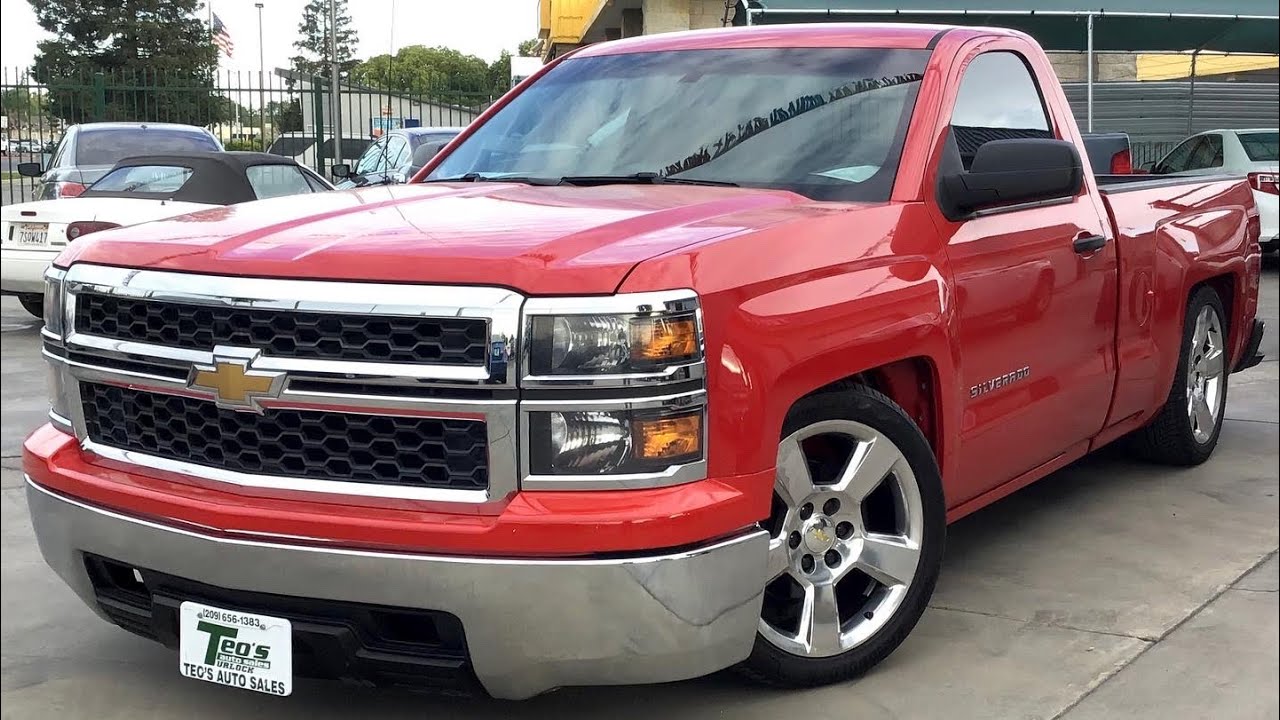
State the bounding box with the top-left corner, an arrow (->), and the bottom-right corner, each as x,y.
90,165 -> 194,193
427,48 -> 930,201
76,128 -> 219,166
1240,131 -> 1279,162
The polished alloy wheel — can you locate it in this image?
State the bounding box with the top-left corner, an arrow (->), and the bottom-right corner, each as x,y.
1185,305 -> 1225,444
760,419 -> 924,658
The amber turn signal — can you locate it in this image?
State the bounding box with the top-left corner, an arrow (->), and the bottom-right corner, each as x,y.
632,412 -> 703,461
630,316 -> 698,364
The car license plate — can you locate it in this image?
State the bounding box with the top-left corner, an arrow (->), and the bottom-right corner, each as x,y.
179,601 -> 292,696
14,224 -> 48,246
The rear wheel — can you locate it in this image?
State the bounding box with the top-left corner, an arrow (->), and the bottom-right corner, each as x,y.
1128,286 -> 1228,465
737,387 -> 945,687
17,294 -> 43,319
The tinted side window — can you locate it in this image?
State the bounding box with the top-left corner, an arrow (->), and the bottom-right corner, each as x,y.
1185,134 -> 1223,170
246,165 -> 316,199
1155,137 -> 1200,174
354,139 -> 388,174
387,137 -> 412,170
951,52 -> 1053,168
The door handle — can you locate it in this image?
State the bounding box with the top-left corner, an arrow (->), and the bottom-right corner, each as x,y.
1073,234 -> 1109,254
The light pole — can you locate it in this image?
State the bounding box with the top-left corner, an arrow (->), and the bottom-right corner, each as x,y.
256,2 -> 265,151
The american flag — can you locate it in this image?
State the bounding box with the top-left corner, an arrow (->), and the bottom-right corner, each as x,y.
212,12 -> 235,58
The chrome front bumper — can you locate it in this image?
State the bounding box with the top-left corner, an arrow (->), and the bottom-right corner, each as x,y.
27,478 -> 769,700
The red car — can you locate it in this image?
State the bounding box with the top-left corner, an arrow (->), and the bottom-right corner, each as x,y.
26,24 -> 1265,700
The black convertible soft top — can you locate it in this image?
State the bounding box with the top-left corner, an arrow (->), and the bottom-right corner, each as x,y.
80,151 -> 310,205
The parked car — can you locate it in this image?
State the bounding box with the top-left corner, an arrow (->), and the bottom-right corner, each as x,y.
331,127 -> 464,188
1148,129 -> 1278,253
16,123 -> 223,201
266,132 -> 371,173
26,25 -> 1265,701
2,152 -> 331,316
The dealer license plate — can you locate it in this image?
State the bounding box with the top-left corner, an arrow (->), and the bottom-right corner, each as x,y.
179,601 -> 292,696
14,224 -> 48,246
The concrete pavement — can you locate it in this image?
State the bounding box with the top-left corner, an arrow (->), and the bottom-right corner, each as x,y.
2,261 -> 1277,719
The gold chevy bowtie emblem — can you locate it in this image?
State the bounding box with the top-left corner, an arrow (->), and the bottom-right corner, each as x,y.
189,350 -> 284,412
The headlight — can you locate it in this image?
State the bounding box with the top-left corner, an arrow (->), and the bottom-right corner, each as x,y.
528,406 -> 704,475
42,267 -> 72,431
526,295 -> 701,377
43,267 -> 67,337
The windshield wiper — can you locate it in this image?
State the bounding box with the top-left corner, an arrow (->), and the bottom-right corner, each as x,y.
557,172 -> 739,187
423,173 -> 557,185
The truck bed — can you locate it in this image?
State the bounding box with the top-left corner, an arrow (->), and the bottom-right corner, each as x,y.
1095,173 -> 1244,193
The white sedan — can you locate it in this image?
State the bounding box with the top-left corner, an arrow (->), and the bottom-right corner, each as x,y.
2,151 -> 332,316
1151,129 -> 1279,252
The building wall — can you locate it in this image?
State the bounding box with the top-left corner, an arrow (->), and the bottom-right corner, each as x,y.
1048,53 -> 1138,83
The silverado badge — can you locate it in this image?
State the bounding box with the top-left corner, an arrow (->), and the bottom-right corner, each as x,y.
188,348 -> 285,413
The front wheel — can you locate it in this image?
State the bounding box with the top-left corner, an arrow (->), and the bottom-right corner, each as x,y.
737,386 -> 945,688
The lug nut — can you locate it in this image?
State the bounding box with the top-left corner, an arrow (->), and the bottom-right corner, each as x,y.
836,521 -> 854,539
823,498 -> 841,516
799,503 -> 814,520
788,531 -> 801,549
824,549 -> 841,568
801,554 -> 815,573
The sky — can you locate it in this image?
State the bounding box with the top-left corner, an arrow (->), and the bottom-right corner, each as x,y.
0,0 -> 540,71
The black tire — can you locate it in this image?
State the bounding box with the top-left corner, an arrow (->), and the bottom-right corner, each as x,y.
736,385 -> 946,688
1127,286 -> 1228,466
17,294 -> 43,319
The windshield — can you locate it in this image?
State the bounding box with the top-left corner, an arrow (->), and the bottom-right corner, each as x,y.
90,165 -> 194,193
1240,131 -> 1279,162
427,48 -> 929,201
75,128 -> 219,166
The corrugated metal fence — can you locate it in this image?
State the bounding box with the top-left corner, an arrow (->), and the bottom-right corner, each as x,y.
1063,81 -> 1279,166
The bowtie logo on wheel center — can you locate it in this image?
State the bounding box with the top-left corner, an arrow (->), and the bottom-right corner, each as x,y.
801,516 -> 837,554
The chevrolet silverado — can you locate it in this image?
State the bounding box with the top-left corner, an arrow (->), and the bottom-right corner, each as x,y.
26,24 -> 1266,700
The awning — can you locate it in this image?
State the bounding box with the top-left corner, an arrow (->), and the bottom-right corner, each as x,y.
744,1 -> 1280,53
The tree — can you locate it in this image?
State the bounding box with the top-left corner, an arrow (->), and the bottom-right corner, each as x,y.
266,100 -> 304,133
351,46 -> 496,105
291,0 -> 359,82
518,39 -> 542,57
487,52 -> 512,96
29,0 -> 225,126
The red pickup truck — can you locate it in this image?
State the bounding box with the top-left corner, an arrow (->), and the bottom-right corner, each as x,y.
26,24 -> 1266,700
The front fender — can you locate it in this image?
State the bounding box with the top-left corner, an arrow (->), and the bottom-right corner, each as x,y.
620,202 -> 957,519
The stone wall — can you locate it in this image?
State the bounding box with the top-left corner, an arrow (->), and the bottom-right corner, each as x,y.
690,0 -> 733,29
642,0 -> 691,35
1048,53 -> 1139,83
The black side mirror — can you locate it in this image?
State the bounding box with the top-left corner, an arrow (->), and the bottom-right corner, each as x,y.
330,163 -> 351,179
938,138 -> 1083,220
17,162 -> 43,178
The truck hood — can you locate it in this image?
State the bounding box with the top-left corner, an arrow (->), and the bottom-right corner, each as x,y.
59,182 -> 815,294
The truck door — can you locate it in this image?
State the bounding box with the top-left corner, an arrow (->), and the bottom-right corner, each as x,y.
935,48 -> 1119,504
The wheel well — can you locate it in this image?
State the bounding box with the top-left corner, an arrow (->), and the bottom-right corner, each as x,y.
1194,273 -> 1235,339
802,357 -> 940,458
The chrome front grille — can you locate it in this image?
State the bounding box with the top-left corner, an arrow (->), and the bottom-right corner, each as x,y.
75,294 -> 490,365
46,264 -> 521,504
81,383 -> 490,490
